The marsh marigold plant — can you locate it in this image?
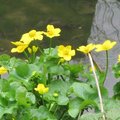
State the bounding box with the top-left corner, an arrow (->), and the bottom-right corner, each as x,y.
0,24 -> 120,120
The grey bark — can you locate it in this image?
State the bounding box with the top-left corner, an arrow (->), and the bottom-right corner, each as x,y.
88,0 -> 120,96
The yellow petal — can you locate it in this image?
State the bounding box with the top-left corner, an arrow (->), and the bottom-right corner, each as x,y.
47,25 -> 54,31
70,50 -> 75,56
35,32 -> 43,40
29,30 -> 36,38
63,55 -> 71,61
77,44 -> 95,54
11,48 -> 18,53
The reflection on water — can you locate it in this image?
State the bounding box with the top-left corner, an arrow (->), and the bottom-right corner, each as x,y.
0,0 -> 96,55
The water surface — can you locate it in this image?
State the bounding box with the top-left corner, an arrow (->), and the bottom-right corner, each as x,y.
0,0 -> 96,56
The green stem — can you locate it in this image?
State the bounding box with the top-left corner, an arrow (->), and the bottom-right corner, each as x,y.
58,109 -> 66,120
38,47 -> 44,55
77,110 -> 84,120
31,52 -> 36,63
23,51 -> 30,62
103,51 -> 109,84
48,73 -> 51,84
49,39 -> 52,54
41,95 -> 44,105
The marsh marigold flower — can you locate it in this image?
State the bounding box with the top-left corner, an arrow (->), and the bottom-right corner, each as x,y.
28,45 -> 38,54
11,41 -> 28,53
95,40 -> 116,52
58,45 -> 75,61
34,84 -> 49,94
44,25 -> 61,38
20,30 -> 43,44
0,66 -> 7,75
77,44 -> 95,54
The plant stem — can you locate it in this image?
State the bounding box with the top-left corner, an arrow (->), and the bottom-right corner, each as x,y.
41,95 -> 44,105
58,109 -> 66,120
38,47 -> 44,55
103,51 -> 109,84
48,73 -> 51,84
88,53 -> 105,120
23,51 -> 30,62
77,109 -> 84,120
49,39 -> 52,54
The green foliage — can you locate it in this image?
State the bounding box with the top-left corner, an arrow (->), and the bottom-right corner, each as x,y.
68,98 -> 83,118
80,108 -> 120,120
113,62 -> 120,78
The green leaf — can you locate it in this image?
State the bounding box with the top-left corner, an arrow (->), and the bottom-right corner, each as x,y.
68,98 -> 83,118
80,108 -> 120,120
80,112 -> 102,120
113,63 -> 120,78
26,92 -> 36,104
15,86 -> 28,106
80,99 -> 98,110
113,81 -> 120,99
30,106 -> 57,120
44,80 -> 70,102
15,63 -> 29,77
0,105 -> 17,119
71,82 -> 94,100
57,95 -> 69,105
106,108 -> 120,120
48,65 -> 64,75
104,99 -> 120,111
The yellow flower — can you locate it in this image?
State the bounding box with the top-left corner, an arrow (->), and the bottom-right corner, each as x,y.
34,84 -> 49,94
77,44 -> 95,54
95,40 -> 116,52
28,46 -> 38,54
118,55 -> 120,63
11,41 -> 28,53
0,66 -> 7,75
58,45 -> 75,61
20,30 -> 43,44
44,25 -> 61,38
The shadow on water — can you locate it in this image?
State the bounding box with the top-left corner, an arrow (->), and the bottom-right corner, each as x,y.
0,0 -> 97,57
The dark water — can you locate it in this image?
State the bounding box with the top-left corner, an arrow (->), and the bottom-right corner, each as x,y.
0,0 -> 96,55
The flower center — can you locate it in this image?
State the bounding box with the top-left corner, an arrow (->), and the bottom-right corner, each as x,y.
64,50 -> 69,55
29,30 -> 36,37
48,30 -> 54,36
